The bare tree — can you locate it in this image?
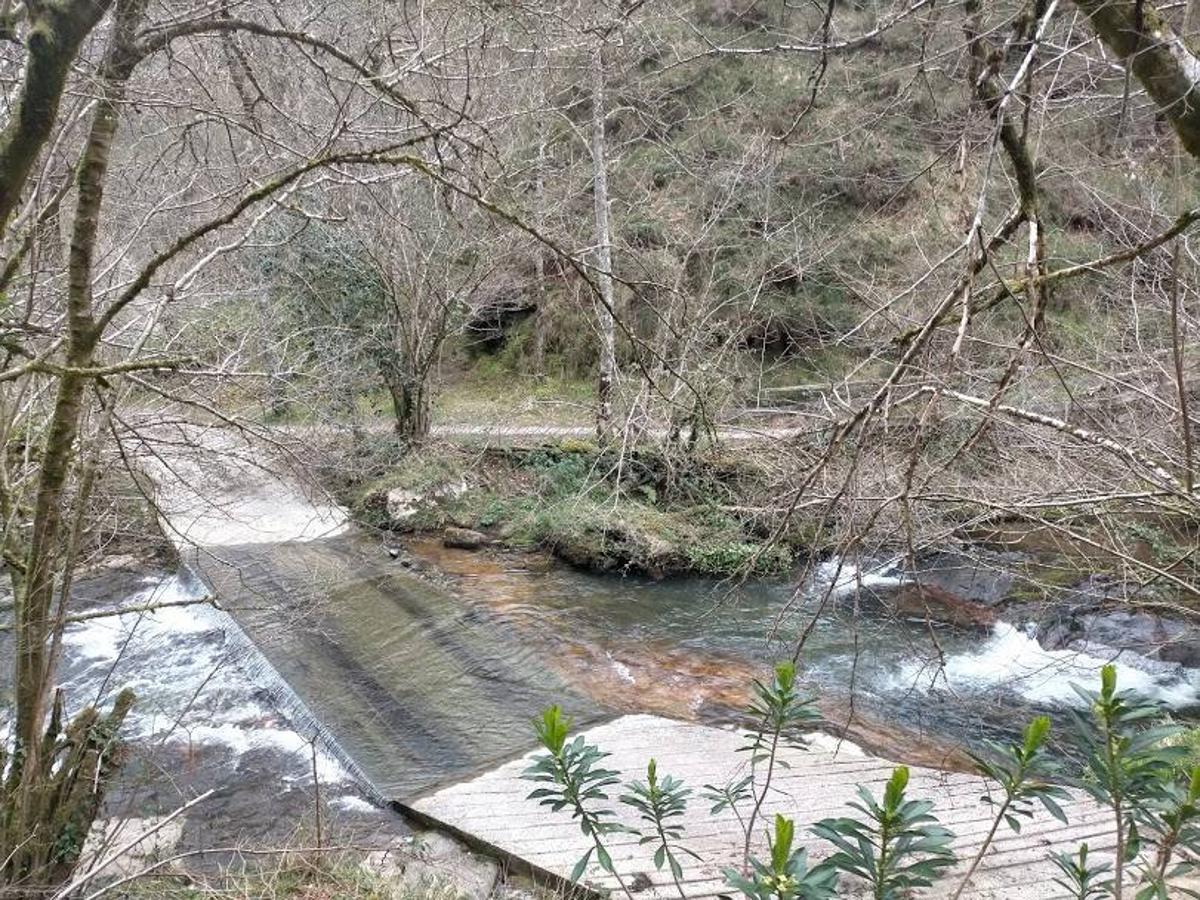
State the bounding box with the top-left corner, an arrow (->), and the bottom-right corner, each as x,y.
0,0 -> 482,889
590,37 -> 619,441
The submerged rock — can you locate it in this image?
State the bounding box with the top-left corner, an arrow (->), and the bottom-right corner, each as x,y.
887,582 -> 999,630
821,549 -> 1017,628
909,550 -> 1017,607
826,551 -> 1008,629
443,527 -> 487,550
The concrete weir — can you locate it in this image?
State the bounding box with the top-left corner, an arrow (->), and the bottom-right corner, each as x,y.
409,715 -> 1119,900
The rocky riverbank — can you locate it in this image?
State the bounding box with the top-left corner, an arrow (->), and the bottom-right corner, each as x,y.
318,435 -> 1200,698
336,438 -> 802,577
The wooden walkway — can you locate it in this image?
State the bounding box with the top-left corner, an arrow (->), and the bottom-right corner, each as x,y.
410,715 -> 1120,899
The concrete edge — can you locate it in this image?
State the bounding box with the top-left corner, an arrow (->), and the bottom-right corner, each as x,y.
393,800 -> 606,900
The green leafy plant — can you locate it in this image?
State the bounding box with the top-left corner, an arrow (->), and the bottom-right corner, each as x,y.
724,814 -> 838,900
739,661 -> 821,868
812,766 -> 957,900
1071,664 -> 1188,899
620,759 -> 698,898
951,715 -> 1070,898
1133,766 -> 1200,899
701,774 -> 753,835
1050,843 -> 1113,900
524,707 -> 631,888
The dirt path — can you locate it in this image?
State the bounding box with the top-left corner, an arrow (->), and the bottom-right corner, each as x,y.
427,421 -> 808,443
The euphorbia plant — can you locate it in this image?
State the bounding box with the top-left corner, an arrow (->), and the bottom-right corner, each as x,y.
621,758 -> 698,899
1050,843 -> 1113,900
812,766 -> 957,900
725,814 -> 838,900
738,661 -> 821,869
1071,665 -> 1187,899
951,715 -> 1070,898
1133,765 -> 1200,899
524,706 -> 631,888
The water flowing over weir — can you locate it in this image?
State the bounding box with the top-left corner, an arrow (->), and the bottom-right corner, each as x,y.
171,562 -> 385,803
134,426 -> 600,799
133,427 -> 1198,811
186,536 -> 599,798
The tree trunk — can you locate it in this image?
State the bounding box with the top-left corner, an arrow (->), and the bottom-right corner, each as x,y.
385,369 -> 432,442
532,95 -> 549,382
3,2 -> 147,891
590,41 -> 616,441
0,1 -> 115,233
256,294 -> 289,419
1071,0 -> 1200,158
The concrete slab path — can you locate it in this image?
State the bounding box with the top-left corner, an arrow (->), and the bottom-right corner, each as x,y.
411,715 -> 1121,899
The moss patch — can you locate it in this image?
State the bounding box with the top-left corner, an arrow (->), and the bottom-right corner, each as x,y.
338,439 -> 811,578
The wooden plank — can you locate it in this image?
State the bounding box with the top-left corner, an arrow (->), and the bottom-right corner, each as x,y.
412,715 -> 1120,899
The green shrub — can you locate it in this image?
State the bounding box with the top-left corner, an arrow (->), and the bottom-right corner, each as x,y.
686,540 -> 792,576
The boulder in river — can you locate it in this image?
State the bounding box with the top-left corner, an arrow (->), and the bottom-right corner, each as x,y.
1039,605 -> 1200,669
830,550 -> 1011,629
886,582 -> 1000,630
907,550 -> 1016,607
443,527 -> 487,550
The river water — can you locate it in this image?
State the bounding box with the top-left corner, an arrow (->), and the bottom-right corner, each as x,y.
400,540 -> 1200,761
13,430 -> 1197,841
41,528 -> 1197,822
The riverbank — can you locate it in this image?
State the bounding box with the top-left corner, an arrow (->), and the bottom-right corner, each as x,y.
315,432 -> 1200,660
330,436 -> 807,578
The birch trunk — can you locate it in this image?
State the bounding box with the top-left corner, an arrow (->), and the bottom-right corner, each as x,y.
532,75 -> 549,381
590,41 -> 616,441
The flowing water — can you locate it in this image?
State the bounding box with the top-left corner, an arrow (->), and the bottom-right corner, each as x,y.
18,430 -> 1197,825
400,541 -> 1200,763
26,528 -> 1200,818
188,536 -> 598,798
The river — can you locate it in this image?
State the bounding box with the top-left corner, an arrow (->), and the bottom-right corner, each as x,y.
10,429 -> 1197,851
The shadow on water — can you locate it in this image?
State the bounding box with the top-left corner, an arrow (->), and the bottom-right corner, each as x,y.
190,535 -> 603,799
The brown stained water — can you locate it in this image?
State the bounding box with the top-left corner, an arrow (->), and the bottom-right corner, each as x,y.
33,526 -> 1198,823
404,540 -> 976,768
403,539 -> 1199,771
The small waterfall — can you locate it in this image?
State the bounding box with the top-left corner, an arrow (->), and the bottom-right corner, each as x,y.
891,621 -> 1200,708
176,562 -> 387,805
812,557 -> 907,598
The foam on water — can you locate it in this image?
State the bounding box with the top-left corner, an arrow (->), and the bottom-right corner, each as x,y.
606,652 -> 636,684
58,571 -> 362,791
890,622 -> 1200,708
330,794 -> 379,814
812,557 -> 907,598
